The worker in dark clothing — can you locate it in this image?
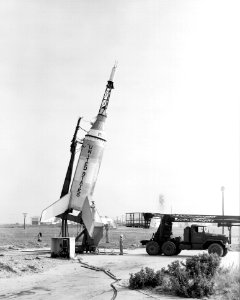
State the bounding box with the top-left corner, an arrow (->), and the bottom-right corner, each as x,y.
37,232 -> 42,242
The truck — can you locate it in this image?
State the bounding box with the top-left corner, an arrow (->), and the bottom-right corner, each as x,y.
141,214 -> 240,257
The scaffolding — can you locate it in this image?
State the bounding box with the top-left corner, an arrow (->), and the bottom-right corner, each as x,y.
125,212 -> 154,228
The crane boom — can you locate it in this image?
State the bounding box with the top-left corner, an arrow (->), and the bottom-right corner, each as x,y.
152,214 -> 240,226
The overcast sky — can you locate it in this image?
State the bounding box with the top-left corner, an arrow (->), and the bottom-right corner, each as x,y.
0,0 -> 239,224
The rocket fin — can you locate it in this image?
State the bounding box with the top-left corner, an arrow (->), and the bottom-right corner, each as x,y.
81,196 -> 104,241
82,196 -> 94,237
41,193 -> 70,222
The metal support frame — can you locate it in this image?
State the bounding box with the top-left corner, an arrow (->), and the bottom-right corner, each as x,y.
98,81 -> 114,116
61,212 -> 69,237
57,118 -> 81,237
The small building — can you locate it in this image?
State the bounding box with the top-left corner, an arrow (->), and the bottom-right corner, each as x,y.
40,217 -> 61,225
31,216 -> 40,225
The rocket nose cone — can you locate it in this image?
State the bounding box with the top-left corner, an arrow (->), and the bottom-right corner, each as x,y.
109,63 -> 117,82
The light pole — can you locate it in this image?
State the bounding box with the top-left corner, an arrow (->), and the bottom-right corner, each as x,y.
23,213 -> 27,230
221,186 -> 225,234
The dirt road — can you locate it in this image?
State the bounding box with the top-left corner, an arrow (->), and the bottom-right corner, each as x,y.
0,248 -> 239,300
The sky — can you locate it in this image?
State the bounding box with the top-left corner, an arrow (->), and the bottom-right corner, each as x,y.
0,0 -> 239,224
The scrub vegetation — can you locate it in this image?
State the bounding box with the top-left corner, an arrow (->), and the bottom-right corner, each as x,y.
129,253 -> 239,299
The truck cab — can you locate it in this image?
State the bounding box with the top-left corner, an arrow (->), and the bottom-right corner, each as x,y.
183,225 -> 207,245
181,224 -> 229,252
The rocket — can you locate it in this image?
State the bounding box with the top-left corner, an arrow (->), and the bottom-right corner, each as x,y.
41,64 -> 117,238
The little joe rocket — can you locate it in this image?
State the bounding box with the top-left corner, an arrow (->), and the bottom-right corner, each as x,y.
41,64 -> 117,239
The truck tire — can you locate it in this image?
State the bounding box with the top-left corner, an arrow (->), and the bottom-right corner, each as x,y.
208,243 -> 224,257
162,241 -> 176,256
146,241 -> 160,255
222,248 -> 228,257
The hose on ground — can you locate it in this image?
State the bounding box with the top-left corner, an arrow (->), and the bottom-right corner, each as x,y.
78,259 -> 120,300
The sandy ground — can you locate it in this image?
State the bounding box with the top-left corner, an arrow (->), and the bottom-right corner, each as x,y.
0,247 -> 239,300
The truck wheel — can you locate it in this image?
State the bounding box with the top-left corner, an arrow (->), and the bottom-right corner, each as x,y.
208,243 -> 224,257
222,248 -> 228,257
161,241 -> 176,256
146,241 -> 160,255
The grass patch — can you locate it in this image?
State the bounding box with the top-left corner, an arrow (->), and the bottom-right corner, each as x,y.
213,266 -> 240,300
0,262 -> 17,273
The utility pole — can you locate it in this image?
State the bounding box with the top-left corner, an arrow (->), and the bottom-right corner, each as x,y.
23,213 -> 27,230
221,186 -> 225,234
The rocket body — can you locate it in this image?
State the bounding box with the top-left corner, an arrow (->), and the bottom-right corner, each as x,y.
69,115 -> 106,211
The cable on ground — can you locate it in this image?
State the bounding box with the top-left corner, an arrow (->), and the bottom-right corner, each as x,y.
78,259 -> 120,300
